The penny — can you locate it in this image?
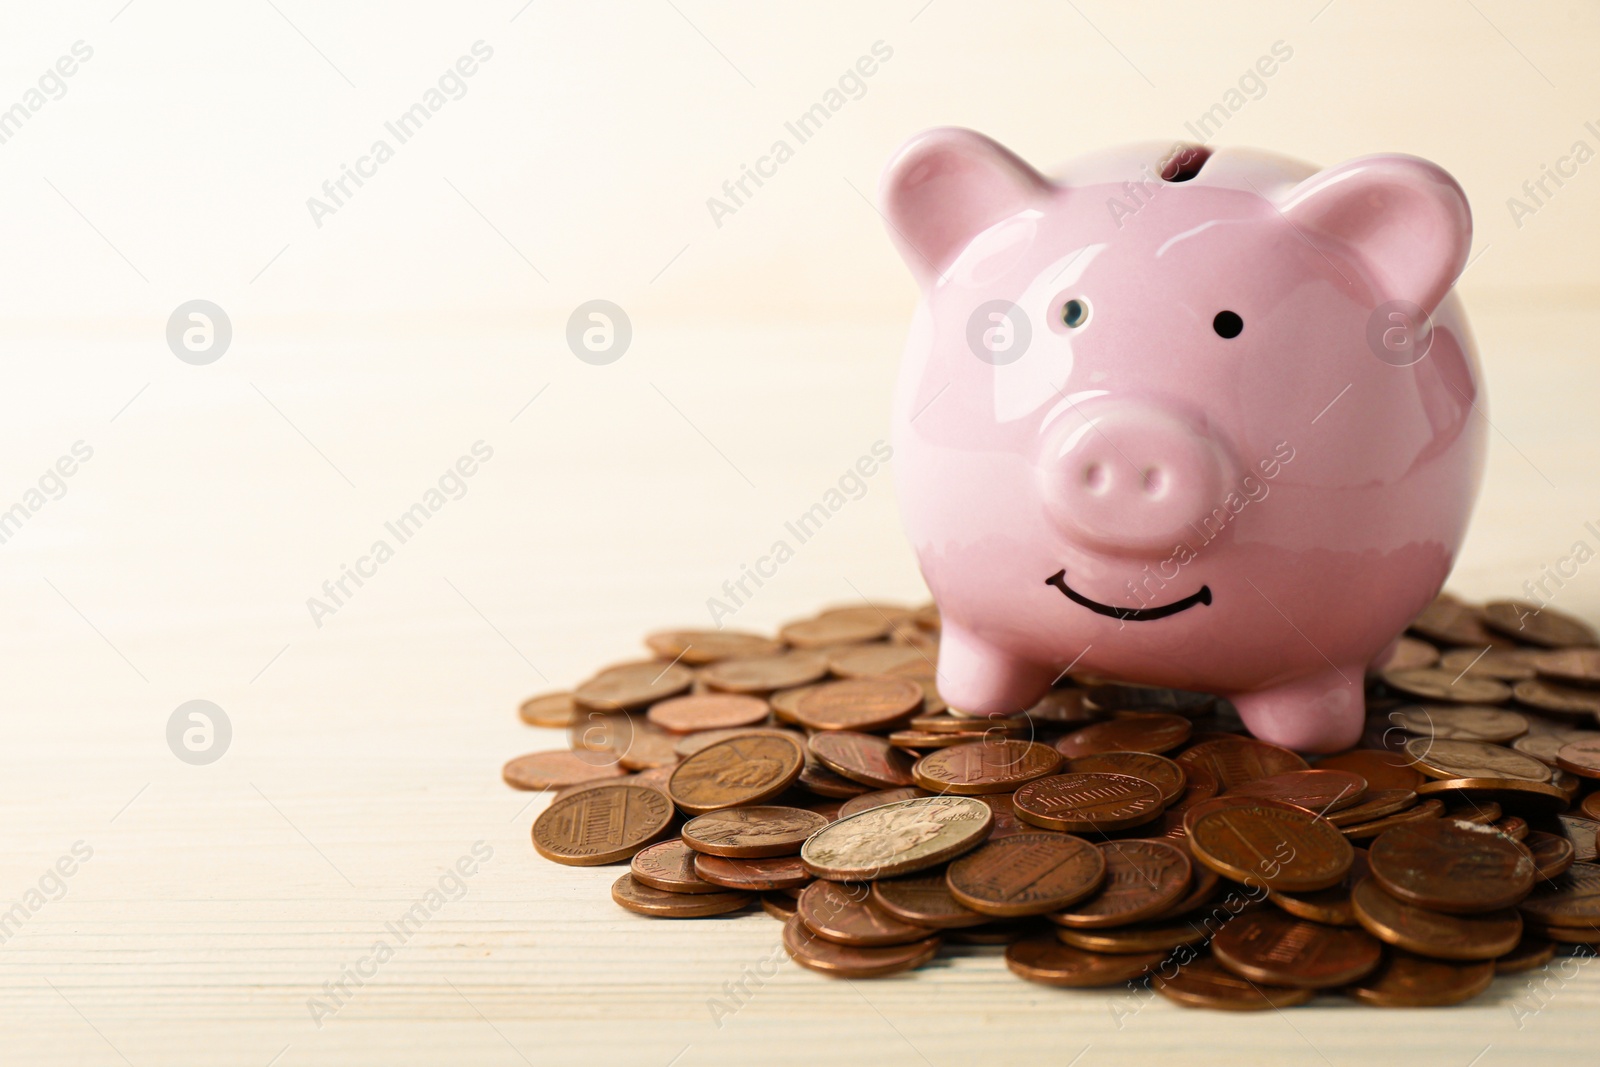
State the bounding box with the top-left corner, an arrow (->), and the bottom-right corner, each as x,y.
888,729 -> 995,750
554,764 -> 675,802
1584,792 -> 1600,821
974,793 -> 1027,840
869,870 -> 988,929
769,685 -> 821,724
1525,830 -> 1576,879
1012,773 -> 1165,833
837,787 -> 925,819
1049,840 -> 1191,928
1381,636 -> 1441,671
1381,668 -> 1511,705
1269,848 -> 1370,926
781,914 -> 938,978
1066,752 -> 1187,805
1212,907 -> 1383,988
532,783 -> 675,865
1437,647 -> 1540,681
1511,679 -> 1600,716
610,873 -> 752,918
502,749 -> 626,791
693,852 -> 812,891
797,880 -> 936,945
1555,815 -> 1600,863
1056,918 -> 1210,955
808,731 -> 917,789
1408,594 -> 1512,648
1314,749 -> 1423,791
794,678 -> 925,732
1413,777 -> 1569,811
1188,798 -> 1353,892
1511,730 -> 1586,766
911,710 -> 1030,734
1024,688 -> 1103,727
1557,738 -> 1600,779
1326,790 -> 1417,827
1153,955 -> 1314,1010
644,629 -> 784,665
699,651 -> 830,695
673,727 -> 802,760
1537,925 -> 1600,944
1345,950 -> 1495,1007
797,753 -> 872,798
1350,877 -> 1522,959
1053,713 -> 1192,758
779,613 -> 889,648
1446,801 -> 1501,825
1175,737 -> 1309,791
1483,599 -> 1599,648
518,691 -> 577,728
1226,769 -> 1368,815
1149,861 -> 1223,922
616,722 -> 681,771
1367,818 -> 1535,913
1404,737 -> 1551,783
667,734 -> 806,816
567,709 -> 637,754
630,840 -> 723,894
1532,648 -> 1600,686
762,892 -> 799,921
1005,935 -> 1165,988
828,643 -> 929,679
574,660 -> 696,711
820,603 -> 917,628
1385,704 -> 1528,743
1518,861 -> 1600,930
945,832 -> 1107,917
801,796 -> 994,880
679,806 -> 828,858
1495,936 -> 1557,974
912,740 -> 1063,795
647,693 -> 770,734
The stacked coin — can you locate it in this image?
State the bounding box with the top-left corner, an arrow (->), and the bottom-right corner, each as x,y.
507,593 -> 1600,1005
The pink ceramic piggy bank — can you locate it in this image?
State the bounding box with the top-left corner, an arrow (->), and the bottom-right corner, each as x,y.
880,129 -> 1485,753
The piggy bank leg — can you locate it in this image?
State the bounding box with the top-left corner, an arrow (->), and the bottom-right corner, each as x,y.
936,621 -> 1057,717
1230,668 -> 1365,754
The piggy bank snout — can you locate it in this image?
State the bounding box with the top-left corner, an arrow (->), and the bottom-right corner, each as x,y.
1038,405 -> 1232,555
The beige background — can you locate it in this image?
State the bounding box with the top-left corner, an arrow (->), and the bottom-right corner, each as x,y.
1,1 -> 1598,1064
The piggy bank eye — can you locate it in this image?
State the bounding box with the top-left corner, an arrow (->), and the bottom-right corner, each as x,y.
1062,299 -> 1090,328
1212,310 -> 1243,339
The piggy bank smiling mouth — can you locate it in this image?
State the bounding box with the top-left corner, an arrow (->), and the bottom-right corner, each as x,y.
1045,569 -> 1212,622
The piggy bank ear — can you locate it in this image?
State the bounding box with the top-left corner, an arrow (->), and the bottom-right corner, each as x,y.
1276,154 -> 1471,315
879,127 -> 1051,286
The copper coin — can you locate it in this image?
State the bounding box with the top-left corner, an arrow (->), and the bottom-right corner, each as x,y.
1386,704 -> 1528,743
1053,713 -> 1192,758
779,613 -> 889,648
1013,773 -> 1165,833
532,783 -> 675,865
973,793 -> 1027,840
1049,840 -> 1191,928
1513,679 -> 1600,716
1557,738 -> 1600,779
1518,861 -> 1600,930
828,643 -> 929,679
567,708 -> 637,754
1065,751 -> 1187,805
797,752 -> 873,798
1149,861 -> 1223,922
1269,848 -> 1370,926
1436,647 -> 1540,681
945,832 -> 1107,917
1153,955 -> 1314,1010
518,691 -> 577,728
574,660 -> 695,711
801,796 -> 994,880
610,872 -> 752,918
1583,792 -> 1600,821
1212,907 -> 1382,988
502,749 -> 625,791
781,914 -> 938,978
796,880 -> 936,945
1175,737 -> 1309,791
1056,918 -> 1210,955
1367,818 -> 1535,913
888,729 -> 994,750
1524,830 -> 1576,879
808,731 -> 917,789
911,710 -> 1030,734
794,678 -> 924,732
1537,925 -> 1600,943
1381,668 -> 1511,704
912,740 -> 1063,795
1483,599 -> 1599,648
762,892 -> 799,921
1408,594 -> 1511,648
1005,935 -> 1165,988
699,651 -> 830,695
1226,769 -> 1368,815
644,629 -> 783,665
630,840 -> 723,894
1495,936 -> 1557,974
679,806 -> 828,858
693,851 -> 812,891
647,693 -> 770,734
1345,949 -> 1495,1007
1380,636 -> 1440,671
1188,798 -> 1353,892
869,870 -> 988,929
667,734 -> 805,815
1532,648 -> 1600,686
1413,776 -> 1568,812
769,684 -> 820,724
1314,749 -> 1423,791
616,722 -> 680,771
1024,688 -> 1103,727
1446,800 -> 1502,825
555,764 -> 675,802
1350,877 -> 1522,959
1555,815 -> 1599,862
837,787 -> 925,819
1403,737 -> 1551,783
673,727 -> 802,760
1326,789 -> 1417,827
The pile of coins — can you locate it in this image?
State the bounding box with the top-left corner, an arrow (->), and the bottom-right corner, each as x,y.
505,592 -> 1600,1009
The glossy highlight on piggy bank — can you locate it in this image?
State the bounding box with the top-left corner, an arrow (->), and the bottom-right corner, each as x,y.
880,128 -> 1486,753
